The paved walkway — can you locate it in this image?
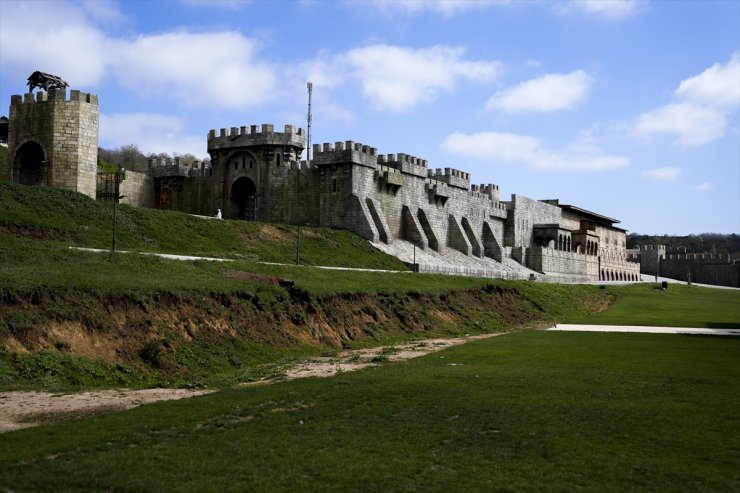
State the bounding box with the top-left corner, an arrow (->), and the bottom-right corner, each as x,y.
549,324 -> 740,336
68,247 -> 738,290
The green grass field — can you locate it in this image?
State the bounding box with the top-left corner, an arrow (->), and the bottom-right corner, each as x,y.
1,331 -> 738,492
564,283 -> 740,328
1,181 -> 739,491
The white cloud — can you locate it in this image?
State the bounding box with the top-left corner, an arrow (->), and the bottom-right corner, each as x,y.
557,0 -> 647,20
0,2 -> 276,109
442,131 -> 629,172
343,45 -> 500,112
486,70 -> 593,113
675,52 -> 740,110
352,0 -> 511,16
79,0 -> 125,23
641,167 -> 681,182
179,0 -> 247,9
0,1 -> 108,87
634,103 -> 726,147
106,31 -> 276,108
297,51 -> 346,90
633,52 -> 739,147
695,182 -> 711,193
100,113 -> 207,158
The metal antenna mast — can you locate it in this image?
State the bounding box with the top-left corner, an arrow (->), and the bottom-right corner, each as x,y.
306,81 -> 313,162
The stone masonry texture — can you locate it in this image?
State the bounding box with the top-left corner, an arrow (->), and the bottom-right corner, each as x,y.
5,84 -> 641,282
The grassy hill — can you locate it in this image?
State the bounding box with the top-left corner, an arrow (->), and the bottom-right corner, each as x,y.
1,183 -> 738,491
0,182 -> 608,389
1,182 -> 737,392
0,180 -> 407,268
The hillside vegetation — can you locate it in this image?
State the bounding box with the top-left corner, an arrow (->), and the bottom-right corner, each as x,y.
2,182 -> 738,492
1,182 -> 737,391
0,182 -> 619,389
627,232 -> 740,255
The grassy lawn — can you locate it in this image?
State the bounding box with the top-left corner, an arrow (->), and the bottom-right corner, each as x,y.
563,283 -> 740,328
1,330 -> 738,492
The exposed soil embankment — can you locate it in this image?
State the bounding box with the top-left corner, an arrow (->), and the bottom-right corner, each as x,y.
0,282 -> 603,387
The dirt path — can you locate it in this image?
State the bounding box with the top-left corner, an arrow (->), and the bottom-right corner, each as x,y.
0,333 -> 504,433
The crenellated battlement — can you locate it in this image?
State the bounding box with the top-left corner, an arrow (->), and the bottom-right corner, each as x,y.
664,252 -> 731,261
148,156 -> 212,178
312,140 -> 378,168
10,89 -> 98,107
208,123 -> 305,151
637,244 -> 667,253
312,140 -> 378,156
379,152 -> 428,178
428,167 -> 470,190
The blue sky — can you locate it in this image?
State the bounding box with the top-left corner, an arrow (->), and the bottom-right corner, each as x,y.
1,0 -> 738,235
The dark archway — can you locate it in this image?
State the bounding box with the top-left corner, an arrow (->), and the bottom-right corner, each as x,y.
14,141 -> 46,186
230,177 -> 257,220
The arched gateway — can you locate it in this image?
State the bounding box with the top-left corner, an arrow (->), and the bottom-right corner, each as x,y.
13,141 -> 47,186
230,177 -> 257,220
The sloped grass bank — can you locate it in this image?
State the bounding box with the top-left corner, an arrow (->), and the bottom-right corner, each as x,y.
0,281 -> 605,390
563,283 -> 740,328
1,331 -> 738,492
0,181 -> 407,269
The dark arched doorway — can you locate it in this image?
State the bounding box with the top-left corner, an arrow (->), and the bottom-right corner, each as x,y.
13,141 -> 47,186
230,177 -> 257,220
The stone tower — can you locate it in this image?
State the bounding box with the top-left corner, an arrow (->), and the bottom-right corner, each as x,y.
207,124 -> 305,220
7,88 -> 99,198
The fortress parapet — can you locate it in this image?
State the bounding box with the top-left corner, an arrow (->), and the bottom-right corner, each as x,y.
208,123 -> 305,151
428,167 -> 470,190
148,156 -> 212,178
312,140 -> 378,168
11,89 -> 98,107
378,153 -> 428,178
471,183 -> 500,203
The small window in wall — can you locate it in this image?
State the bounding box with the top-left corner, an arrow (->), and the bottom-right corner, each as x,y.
234,162 -> 238,170
242,156 -> 245,169
276,153 -> 282,166
250,160 -> 254,169
332,178 -> 337,193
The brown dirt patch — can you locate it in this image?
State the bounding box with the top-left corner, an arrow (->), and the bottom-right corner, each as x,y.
248,332 -> 505,383
222,270 -> 281,285
259,224 -> 291,241
0,333 -> 506,433
0,389 -> 213,433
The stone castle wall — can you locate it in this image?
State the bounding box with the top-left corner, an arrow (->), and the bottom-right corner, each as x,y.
8,89 -> 98,198
120,171 -> 155,209
4,81 -> 644,284
629,245 -> 739,287
504,195 -> 561,248
308,141 -> 508,263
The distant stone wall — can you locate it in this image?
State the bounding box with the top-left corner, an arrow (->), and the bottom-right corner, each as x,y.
120,171 -> 155,209
627,245 -> 738,287
659,252 -> 738,287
